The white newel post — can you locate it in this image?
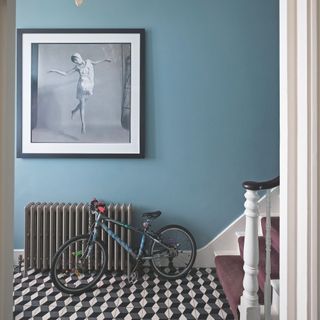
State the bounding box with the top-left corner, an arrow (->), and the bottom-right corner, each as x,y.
239,190 -> 260,320
264,190 -> 272,320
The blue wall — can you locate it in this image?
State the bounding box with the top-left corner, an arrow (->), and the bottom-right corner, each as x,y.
15,0 -> 279,248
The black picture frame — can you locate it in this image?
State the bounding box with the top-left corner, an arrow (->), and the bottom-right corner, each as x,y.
17,28 -> 145,158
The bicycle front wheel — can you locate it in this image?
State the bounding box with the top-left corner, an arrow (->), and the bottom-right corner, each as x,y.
51,234 -> 107,294
150,224 -> 196,280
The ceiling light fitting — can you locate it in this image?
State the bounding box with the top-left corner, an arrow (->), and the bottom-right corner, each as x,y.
74,0 -> 85,7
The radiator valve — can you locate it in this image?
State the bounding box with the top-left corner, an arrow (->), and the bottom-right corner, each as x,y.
18,254 -> 24,273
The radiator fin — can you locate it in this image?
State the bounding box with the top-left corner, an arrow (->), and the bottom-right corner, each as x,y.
24,202 -> 133,273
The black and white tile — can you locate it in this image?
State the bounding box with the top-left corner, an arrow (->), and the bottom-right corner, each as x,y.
13,268 -> 234,319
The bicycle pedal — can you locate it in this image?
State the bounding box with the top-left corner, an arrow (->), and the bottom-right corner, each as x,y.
128,271 -> 139,284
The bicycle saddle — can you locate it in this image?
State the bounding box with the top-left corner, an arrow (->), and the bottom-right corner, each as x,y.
142,211 -> 161,219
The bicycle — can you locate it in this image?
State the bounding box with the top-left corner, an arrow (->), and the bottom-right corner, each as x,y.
50,199 -> 197,294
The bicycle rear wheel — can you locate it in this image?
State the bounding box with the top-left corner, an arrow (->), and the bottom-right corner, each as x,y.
150,224 -> 196,279
51,234 -> 107,294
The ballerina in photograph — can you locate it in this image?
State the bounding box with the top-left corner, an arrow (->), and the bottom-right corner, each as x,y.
48,53 -> 111,134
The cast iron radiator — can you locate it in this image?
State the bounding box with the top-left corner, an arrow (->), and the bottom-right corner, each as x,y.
24,202 -> 133,273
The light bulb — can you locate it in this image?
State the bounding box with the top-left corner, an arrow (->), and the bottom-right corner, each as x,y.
75,0 -> 84,7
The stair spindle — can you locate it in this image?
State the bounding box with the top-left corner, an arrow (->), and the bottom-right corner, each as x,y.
264,190 -> 272,319
239,190 -> 260,320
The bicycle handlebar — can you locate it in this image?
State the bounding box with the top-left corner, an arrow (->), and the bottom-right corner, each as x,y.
90,198 -> 106,214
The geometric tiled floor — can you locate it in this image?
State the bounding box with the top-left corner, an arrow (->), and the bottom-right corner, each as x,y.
13,268 -> 234,320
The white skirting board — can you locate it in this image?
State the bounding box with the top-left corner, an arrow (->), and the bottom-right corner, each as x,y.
14,247 -> 215,269
193,187 -> 279,268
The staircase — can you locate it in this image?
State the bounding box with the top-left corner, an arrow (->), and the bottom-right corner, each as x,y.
215,177 -> 279,320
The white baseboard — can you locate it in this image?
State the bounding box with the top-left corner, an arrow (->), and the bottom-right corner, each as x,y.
194,187 -> 279,268
193,212 -> 246,268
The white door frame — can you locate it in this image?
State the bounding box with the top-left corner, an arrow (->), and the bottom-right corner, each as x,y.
280,0 -> 319,319
0,1 -> 15,320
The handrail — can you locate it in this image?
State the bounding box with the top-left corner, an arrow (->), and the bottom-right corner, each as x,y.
242,176 -> 279,191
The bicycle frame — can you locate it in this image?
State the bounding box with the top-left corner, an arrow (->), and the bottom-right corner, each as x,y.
91,211 -> 171,261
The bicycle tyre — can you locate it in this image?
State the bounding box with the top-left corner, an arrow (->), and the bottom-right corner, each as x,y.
150,224 -> 196,280
51,234 -> 107,294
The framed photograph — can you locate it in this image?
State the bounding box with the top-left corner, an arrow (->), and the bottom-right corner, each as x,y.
17,29 -> 145,158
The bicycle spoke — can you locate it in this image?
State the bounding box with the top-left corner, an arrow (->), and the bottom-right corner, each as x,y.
150,226 -> 196,279
51,235 -> 107,294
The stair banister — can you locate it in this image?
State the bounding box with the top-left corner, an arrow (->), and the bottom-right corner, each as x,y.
239,176 -> 279,320
264,189 -> 271,320
238,188 -> 260,319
